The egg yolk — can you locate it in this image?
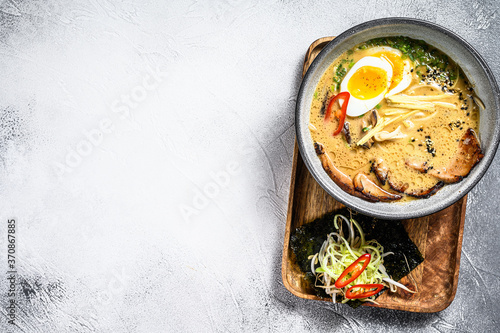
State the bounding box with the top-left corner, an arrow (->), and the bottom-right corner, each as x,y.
372,51 -> 405,90
347,66 -> 388,100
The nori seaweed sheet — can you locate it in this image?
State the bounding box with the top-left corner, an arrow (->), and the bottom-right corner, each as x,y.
290,208 -> 424,308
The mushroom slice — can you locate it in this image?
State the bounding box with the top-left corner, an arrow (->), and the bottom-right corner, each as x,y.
342,121 -> 352,145
405,159 -> 429,173
319,90 -> 329,116
427,128 -> 484,183
314,143 -> 369,200
371,158 -> 389,185
406,181 -> 444,199
372,158 -> 409,193
374,126 -> 407,142
359,109 -> 379,149
387,178 -> 409,193
353,173 -> 402,202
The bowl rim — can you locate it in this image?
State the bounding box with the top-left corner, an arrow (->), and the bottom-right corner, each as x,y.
295,17 -> 500,219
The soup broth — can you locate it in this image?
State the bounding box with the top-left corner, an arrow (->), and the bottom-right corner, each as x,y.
309,37 -> 482,202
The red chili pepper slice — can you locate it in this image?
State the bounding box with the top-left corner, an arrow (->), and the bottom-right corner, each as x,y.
334,253 -> 371,288
324,91 -> 350,136
345,284 -> 384,299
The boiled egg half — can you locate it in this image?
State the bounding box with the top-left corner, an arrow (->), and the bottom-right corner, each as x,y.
340,47 -> 413,117
366,46 -> 413,97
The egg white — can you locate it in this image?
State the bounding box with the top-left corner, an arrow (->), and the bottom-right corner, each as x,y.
385,59 -> 413,96
340,56 -> 393,117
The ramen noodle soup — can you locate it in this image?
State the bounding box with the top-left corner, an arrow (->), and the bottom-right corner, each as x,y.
309,37 -> 484,202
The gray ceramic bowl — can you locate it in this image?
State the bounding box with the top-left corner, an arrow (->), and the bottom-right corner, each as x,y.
296,18 -> 500,220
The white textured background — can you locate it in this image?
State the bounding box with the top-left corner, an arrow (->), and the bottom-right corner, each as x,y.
0,0 -> 499,332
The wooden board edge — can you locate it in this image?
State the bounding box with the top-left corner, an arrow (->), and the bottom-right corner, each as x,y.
302,37 -> 335,76
281,35 -> 469,312
282,37 -> 335,300
423,195 -> 468,313
281,143 -> 326,302
366,195 -> 469,313
281,141 -> 299,296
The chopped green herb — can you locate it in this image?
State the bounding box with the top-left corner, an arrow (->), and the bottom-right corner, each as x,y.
362,126 -> 372,132
330,85 -> 336,92
357,36 -> 456,85
449,67 -> 458,81
375,104 -> 381,109
336,64 -> 346,78
347,49 -> 354,55
314,91 -> 318,99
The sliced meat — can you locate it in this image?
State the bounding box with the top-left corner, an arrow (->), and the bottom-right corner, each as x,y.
405,181 -> 444,199
314,143 -> 369,200
428,170 -> 462,183
427,128 -> 484,183
353,173 -> 402,202
405,128 -> 483,184
372,158 -> 408,193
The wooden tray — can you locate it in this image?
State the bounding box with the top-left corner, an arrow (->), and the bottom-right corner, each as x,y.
281,37 -> 467,313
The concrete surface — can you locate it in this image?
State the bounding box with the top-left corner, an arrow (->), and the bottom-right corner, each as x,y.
0,0 -> 498,332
